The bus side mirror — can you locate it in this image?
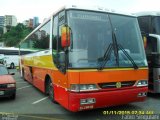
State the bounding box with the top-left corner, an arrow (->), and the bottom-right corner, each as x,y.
61,26 -> 71,48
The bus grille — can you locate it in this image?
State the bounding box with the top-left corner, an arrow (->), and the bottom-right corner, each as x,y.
98,81 -> 136,89
0,84 -> 7,89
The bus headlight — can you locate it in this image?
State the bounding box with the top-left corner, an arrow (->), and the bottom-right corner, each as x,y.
136,80 -> 148,87
70,84 -> 99,92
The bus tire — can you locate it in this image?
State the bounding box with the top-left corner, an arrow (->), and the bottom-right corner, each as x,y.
10,63 -> 15,69
47,78 -> 57,103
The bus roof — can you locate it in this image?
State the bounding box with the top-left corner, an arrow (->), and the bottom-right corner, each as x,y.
63,4 -> 134,16
0,47 -> 19,51
135,11 -> 160,17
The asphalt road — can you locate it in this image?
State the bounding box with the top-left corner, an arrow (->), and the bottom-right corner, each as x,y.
0,69 -> 160,120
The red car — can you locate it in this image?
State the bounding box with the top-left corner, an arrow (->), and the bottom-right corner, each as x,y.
0,64 -> 16,99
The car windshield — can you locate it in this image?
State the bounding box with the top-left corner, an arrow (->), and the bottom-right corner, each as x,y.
0,66 -> 8,75
67,10 -> 147,68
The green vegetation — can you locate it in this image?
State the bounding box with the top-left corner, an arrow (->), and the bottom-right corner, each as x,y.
0,23 -> 33,47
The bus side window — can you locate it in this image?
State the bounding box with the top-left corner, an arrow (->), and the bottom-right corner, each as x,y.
53,16 -> 58,51
146,36 -> 157,54
21,21 -> 51,52
138,16 -> 151,34
52,15 -> 59,66
34,21 -> 50,50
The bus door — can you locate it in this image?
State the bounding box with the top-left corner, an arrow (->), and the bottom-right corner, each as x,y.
145,35 -> 160,93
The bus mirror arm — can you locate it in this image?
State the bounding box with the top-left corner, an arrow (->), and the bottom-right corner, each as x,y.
56,52 -> 67,74
58,52 -> 65,63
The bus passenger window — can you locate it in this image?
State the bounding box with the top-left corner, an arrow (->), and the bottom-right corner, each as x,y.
146,37 -> 157,54
33,20 -> 51,50
52,16 -> 58,50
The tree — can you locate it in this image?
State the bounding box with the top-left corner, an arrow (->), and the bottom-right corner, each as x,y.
0,27 -> 3,37
0,23 -> 33,47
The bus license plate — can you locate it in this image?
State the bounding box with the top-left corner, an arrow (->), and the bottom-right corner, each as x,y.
0,91 -> 4,95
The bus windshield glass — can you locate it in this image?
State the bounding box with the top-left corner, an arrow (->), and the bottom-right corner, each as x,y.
67,10 -> 147,68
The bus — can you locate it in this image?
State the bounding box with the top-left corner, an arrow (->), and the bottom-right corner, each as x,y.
0,47 -> 20,69
0,47 -> 31,69
137,12 -> 160,93
19,5 -> 148,112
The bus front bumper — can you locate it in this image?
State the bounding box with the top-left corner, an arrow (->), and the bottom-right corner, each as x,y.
69,87 -> 148,112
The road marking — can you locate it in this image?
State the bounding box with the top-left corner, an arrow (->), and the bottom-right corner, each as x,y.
16,82 -> 27,83
0,112 -> 62,120
19,114 -> 62,120
16,85 -> 31,90
32,97 -> 48,104
15,80 -> 25,82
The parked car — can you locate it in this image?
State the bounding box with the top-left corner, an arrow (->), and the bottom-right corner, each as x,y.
0,64 -> 16,99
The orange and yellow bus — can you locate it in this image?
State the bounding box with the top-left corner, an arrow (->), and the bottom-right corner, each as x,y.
19,5 -> 148,112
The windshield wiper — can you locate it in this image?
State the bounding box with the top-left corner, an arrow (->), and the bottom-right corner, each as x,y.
97,31 -> 120,70
118,44 -> 138,70
97,43 -> 113,70
97,43 -> 139,70
112,31 -> 119,66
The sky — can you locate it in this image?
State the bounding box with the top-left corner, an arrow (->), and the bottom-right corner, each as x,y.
1,0 -> 160,23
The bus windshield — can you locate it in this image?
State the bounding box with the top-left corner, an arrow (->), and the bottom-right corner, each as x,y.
67,10 -> 147,68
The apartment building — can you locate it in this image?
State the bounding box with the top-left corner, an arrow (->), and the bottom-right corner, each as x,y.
3,15 -> 17,33
0,16 -> 4,35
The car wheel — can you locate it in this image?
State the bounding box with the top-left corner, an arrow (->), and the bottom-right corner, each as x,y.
10,93 -> 16,100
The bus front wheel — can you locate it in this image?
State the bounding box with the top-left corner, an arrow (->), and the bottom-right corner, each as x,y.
48,79 -> 55,102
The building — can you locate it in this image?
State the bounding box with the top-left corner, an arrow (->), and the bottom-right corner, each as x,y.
23,17 -> 39,28
0,16 -> 4,35
3,15 -> 17,33
33,17 -> 39,28
23,20 -> 29,27
28,18 -> 33,28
